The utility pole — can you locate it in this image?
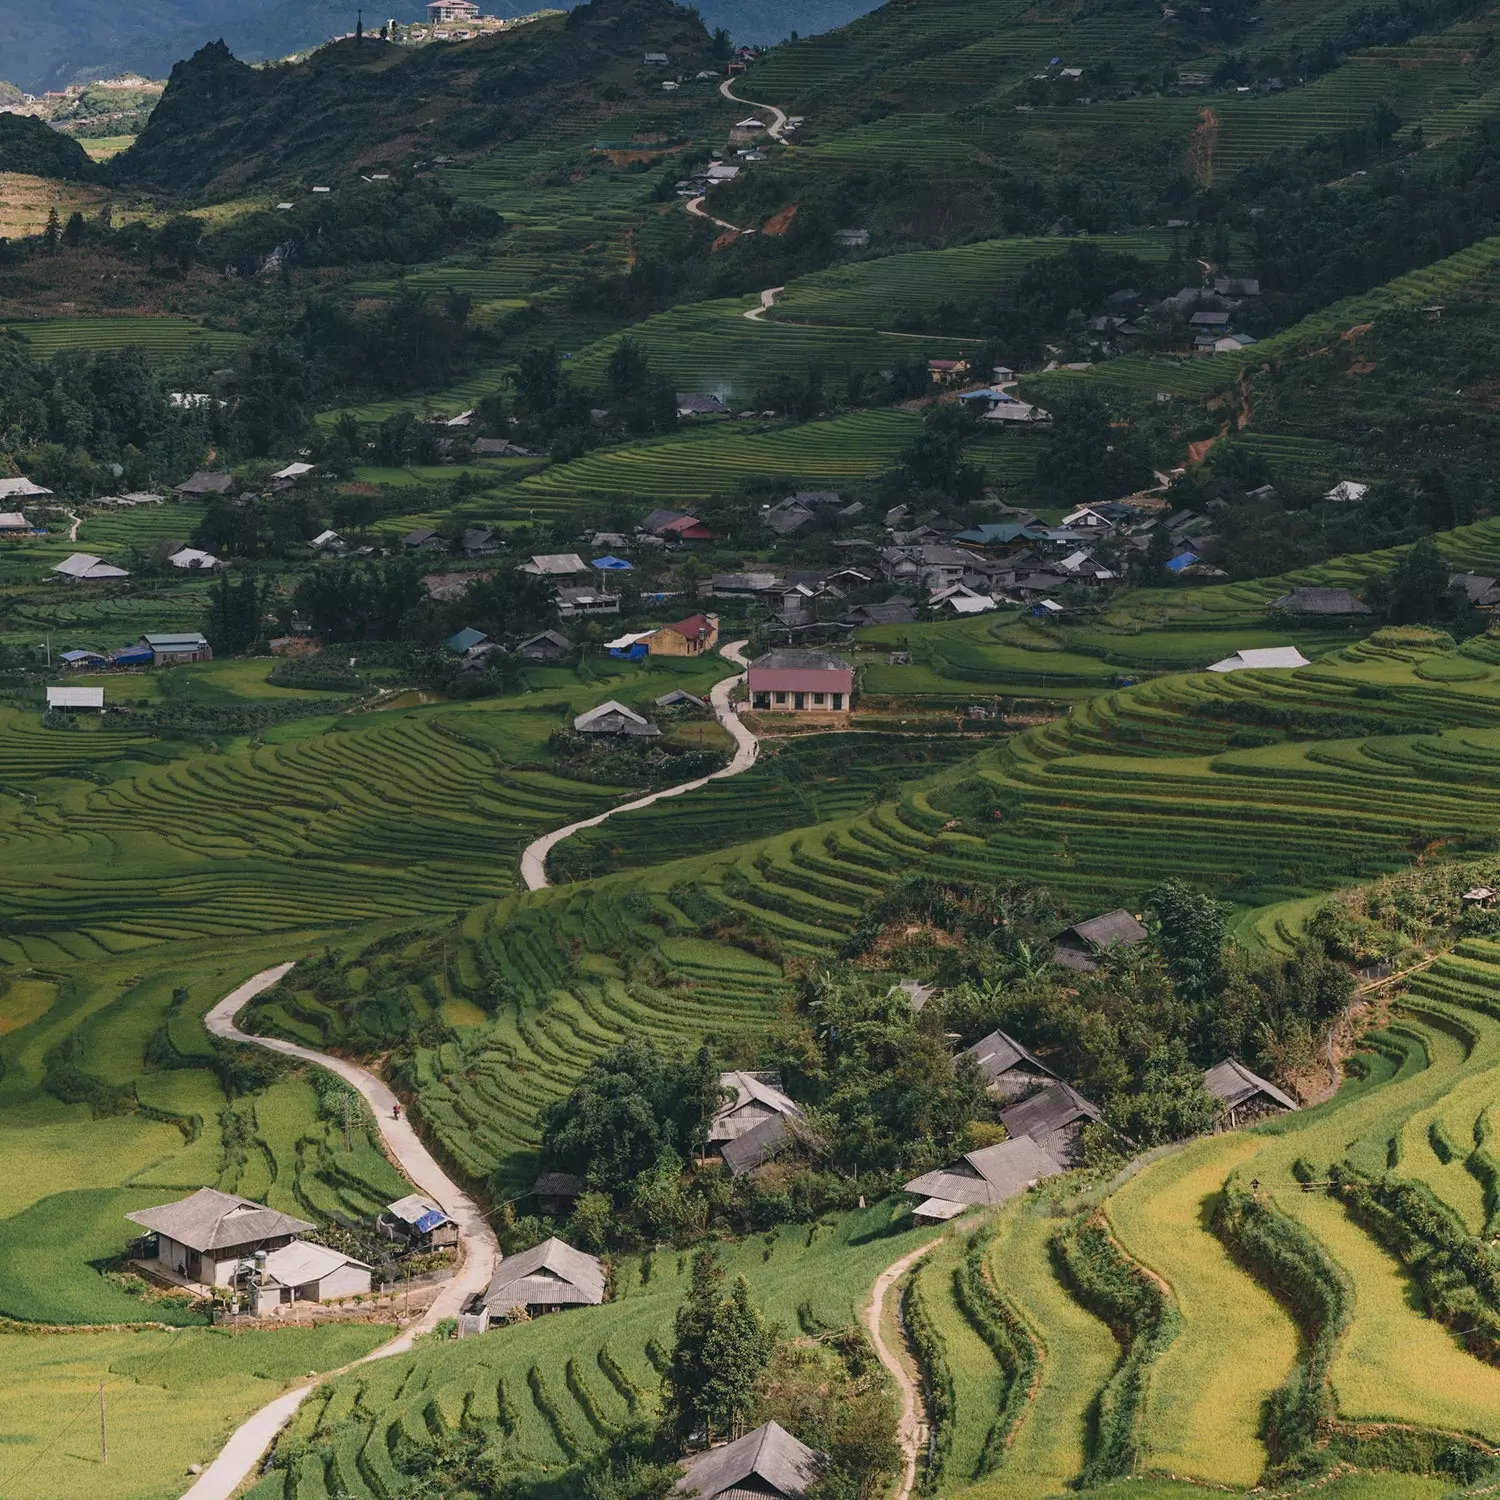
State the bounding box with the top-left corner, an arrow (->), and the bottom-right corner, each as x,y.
99,1381 -> 107,1464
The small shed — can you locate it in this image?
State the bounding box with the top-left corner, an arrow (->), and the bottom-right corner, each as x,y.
1206,647 -> 1310,673
514,630 -> 571,663
1204,1058 -> 1299,1127
382,1193 -> 458,1248
251,1240 -> 371,1312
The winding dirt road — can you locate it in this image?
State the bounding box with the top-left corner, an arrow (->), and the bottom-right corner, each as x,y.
865,1240 -> 943,1500
685,194 -> 750,234
519,640 -> 759,891
181,965 -> 500,1500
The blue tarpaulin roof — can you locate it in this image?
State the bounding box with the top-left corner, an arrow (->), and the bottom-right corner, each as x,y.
592,555 -> 634,571
111,647 -> 152,664
414,1208 -> 449,1234
1166,552 -> 1199,573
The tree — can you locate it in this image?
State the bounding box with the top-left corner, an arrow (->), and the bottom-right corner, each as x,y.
43,207 -> 61,255
1365,537 -> 1483,636
204,571 -> 263,654
711,26 -> 733,60
515,344 -> 564,417
664,1247 -> 778,1445
539,1040 -> 721,1198
1035,388 -> 1153,504
62,211 -> 86,248
1146,879 -> 1229,1007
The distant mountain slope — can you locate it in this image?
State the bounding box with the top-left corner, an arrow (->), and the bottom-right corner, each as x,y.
110,0 -> 715,196
1,0 -> 873,93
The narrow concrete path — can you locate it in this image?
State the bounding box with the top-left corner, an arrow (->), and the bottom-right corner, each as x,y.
865,1240 -> 942,1500
520,641 -> 758,891
685,193 -> 750,234
744,285 -> 785,321
720,75 -> 790,140
183,964 -> 500,1500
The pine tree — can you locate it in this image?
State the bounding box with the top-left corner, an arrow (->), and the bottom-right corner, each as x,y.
664,1248 -> 777,1446
43,207 -> 61,255
356,10 -> 364,42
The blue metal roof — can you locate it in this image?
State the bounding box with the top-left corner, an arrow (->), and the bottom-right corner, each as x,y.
445,627 -> 488,652
592,555 -> 634,571
1166,552 -> 1199,573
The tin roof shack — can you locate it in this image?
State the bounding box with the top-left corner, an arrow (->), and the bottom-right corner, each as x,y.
478,1237 -> 604,1321
1052,909 -> 1148,971
381,1193 -> 458,1249
174,471 -> 234,498
47,685 -> 104,712
674,1422 -> 823,1500
249,1241 -> 372,1315
903,1135 -> 1062,1222
515,630 -> 572,663
53,552 -> 130,582
126,1187 -> 313,1289
1269,586 -> 1372,617
747,649 -> 853,717
1204,1058 -> 1299,1128
961,1029 -> 1060,1101
999,1081 -> 1103,1167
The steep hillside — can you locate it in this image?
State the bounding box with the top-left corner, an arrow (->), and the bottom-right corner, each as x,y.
111,0 -> 717,197
0,113 -> 97,181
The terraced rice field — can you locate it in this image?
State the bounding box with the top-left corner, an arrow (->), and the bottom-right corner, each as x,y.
0,317 -> 248,358
518,409 -> 920,499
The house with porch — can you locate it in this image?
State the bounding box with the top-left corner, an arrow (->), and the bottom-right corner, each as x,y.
125,1188 -> 313,1289
747,649 -> 854,716
477,1237 -> 605,1321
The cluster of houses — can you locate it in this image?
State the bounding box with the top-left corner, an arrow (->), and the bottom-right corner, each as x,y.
1069,275 -> 1264,359
45,633 -> 214,710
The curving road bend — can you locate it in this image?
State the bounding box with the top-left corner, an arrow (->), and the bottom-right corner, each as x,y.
183,964 -> 500,1500
865,1240 -> 943,1500
719,75 -> 790,141
685,193 -> 751,235
520,640 -> 759,891
744,285 -> 785,321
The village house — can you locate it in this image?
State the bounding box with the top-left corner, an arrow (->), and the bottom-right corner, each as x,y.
1269,586 -> 1372,617
428,0 -> 479,21
310,529 -> 346,553
999,1080 -> 1104,1166
174,471 -> 234,498
402,527 -> 441,550
574,700 -> 660,738
0,512 -> 32,534
532,1170 -> 585,1214
0,476 -> 51,501
1453,573 -> 1500,609
1053,908 -> 1148,970
928,358 -> 970,386
675,1422 -> 823,1500
53,552 -> 130,582
515,629 -> 572,663
677,393 -> 729,417
557,585 -> 621,617
462,527 -> 499,557
649,612 -> 719,656
747,648 -> 854,716
844,598 -> 917,626
961,1029 -> 1061,1100
125,1187 -> 313,1289
477,1237 -> 604,1321
1204,1058 -> 1299,1128
903,1135 -> 1062,1223
445,627 -> 489,655
1324,480 -> 1369,504
524,552 -> 590,578
167,545 -> 223,571
710,1071 -> 802,1176
143,632 -> 213,665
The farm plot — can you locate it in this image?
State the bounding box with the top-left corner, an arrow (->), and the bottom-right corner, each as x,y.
245,1203 -> 939,1498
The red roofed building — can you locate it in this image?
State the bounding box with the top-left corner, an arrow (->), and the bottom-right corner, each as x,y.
660,514 -> 717,542
650,613 -> 720,656
747,648 -> 854,717
928,358 -> 971,387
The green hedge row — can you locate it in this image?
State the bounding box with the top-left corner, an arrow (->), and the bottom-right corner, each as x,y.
952,1226 -> 1041,1477
1050,1213 -> 1178,1484
904,1271 -> 955,1494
